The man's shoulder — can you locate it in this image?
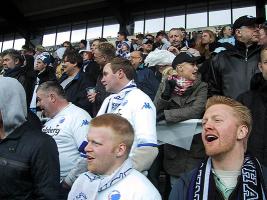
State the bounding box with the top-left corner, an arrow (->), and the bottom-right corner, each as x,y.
127,88 -> 153,102
117,169 -> 161,195
45,104 -> 91,128
60,103 -> 91,119
126,89 -> 155,109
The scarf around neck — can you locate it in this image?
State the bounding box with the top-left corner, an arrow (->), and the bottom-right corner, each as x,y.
188,155 -> 267,200
105,80 -> 137,113
67,159 -> 133,200
168,75 -> 194,96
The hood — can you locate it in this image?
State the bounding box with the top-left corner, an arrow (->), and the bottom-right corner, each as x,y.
0,77 -> 27,137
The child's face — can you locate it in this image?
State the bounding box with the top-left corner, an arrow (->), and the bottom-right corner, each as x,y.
121,44 -> 129,52
259,50 -> 267,80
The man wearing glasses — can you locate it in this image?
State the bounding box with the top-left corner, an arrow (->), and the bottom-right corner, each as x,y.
207,15 -> 264,99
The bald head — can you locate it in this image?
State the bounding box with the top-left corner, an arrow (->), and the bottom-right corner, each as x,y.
130,51 -> 143,69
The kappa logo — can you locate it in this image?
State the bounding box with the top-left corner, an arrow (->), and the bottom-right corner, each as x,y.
122,100 -> 128,106
74,192 -> 87,200
108,190 -> 121,200
81,119 -> 89,127
142,102 -> 152,109
59,117 -> 65,124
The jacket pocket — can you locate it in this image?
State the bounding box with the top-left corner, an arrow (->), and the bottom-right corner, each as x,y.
0,156 -> 31,195
0,156 -> 30,170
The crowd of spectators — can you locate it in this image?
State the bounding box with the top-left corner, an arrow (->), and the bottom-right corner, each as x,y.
1,14 -> 267,200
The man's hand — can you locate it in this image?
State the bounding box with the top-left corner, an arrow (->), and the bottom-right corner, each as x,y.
87,92 -> 97,103
168,46 -> 180,55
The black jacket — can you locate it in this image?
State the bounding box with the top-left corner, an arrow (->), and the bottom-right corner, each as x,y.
237,73 -> 267,166
82,60 -> 100,85
0,121 -> 60,199
37,66 -> 57,84
93,72 -> 111,117
59,71 -> 94,115
4,66 -> 35,107
207,40 -> 261,99
169,163 -> 267,200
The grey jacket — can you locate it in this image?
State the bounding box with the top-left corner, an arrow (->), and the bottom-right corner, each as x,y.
154,75 -> 207,177
154,75 -> 207,122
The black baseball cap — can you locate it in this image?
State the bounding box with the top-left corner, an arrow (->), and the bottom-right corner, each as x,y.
172,52 -> 200,69
233,15 -> 265,32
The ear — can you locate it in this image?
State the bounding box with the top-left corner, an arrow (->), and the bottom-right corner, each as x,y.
258,62 -> 263,73
117,69 -> 125,79
235,29 -> 241,37
103,56 -> 107,62
49,93 -> 57,103
176,65 -> 183,72
14,58 -> 20,65
237,125 -> 249,140
115,143 -> 127,157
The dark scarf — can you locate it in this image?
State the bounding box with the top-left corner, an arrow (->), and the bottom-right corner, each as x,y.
4,65 -> 25,77
188,155 -> 267,200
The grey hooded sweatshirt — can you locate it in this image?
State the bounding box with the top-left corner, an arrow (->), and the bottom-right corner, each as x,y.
0,77 -> 60,199
0,77 -> 27,137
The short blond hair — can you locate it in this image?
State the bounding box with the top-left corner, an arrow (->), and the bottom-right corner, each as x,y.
206,96 -> 252,135
206,96 -> 252,151
90,114 -> 134,154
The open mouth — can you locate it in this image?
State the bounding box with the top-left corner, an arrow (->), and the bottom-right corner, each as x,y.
205,134 -> 218,142
87,155 -> 95,161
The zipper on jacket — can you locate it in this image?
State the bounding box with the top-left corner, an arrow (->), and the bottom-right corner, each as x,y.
245,47 -> 248,61
0,156 -> 29,169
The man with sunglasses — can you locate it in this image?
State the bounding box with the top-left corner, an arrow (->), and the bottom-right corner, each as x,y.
207,15 -> 264,99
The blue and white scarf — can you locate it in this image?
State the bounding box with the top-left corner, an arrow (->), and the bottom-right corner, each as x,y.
67,159 -> 133,200
188,155 -> 267,200
105,80 -> 137,113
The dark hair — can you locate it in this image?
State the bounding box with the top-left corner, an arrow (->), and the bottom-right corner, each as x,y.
37,81 -> 66,98
63,49 -> 83,68
136,34 -> 145,40
63,41 -> 72,48
118,31 -> 127,38
178,27 -> 186,32
261,22 -> 267,35
80,39 -> 87,46
219,25 -> 232,38
2,49 -> 25,66
110,57 -> 135,80
156,30 -> 168,38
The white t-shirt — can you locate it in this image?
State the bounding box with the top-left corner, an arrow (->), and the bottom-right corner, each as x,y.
68,169 -> 162,200
42,103 -> 91,179
97,87 -> 157,156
